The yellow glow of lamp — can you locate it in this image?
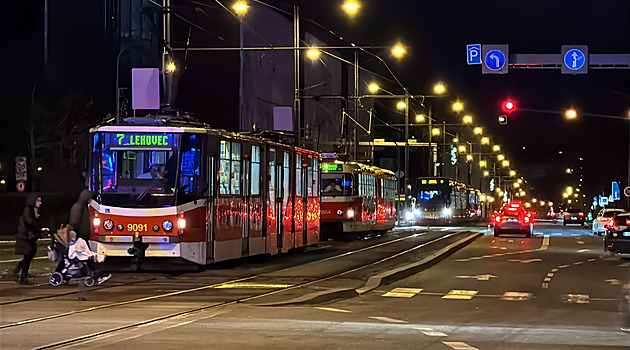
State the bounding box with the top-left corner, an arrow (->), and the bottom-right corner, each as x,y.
483,170 -> 490,176
343,1 -> 359,14
493,145 -> 500,152
565,109 -> 577,120
540,201 -> 545,206
514,182 -> 520,188
532,198 -> 537,203
481,137 -> 490,144
233,1 -> 248,14
434,83 -> 445,94
396,101 -> 406,110
432,127 -> 441,136
517,179 -> 523,183
416,114 -> 426,122
452,137 -> 459,143
463,115 -> 473,124
509,170 -> 516,176
498,154 -> 505,161
481,195 -> 487,201
525,202 -> 531,208
466,154 -> 473,161
479,160 -> 487,167
566,186 -> 573,194
563,193 -> 569,198
392,44 -> 406,58
474,127 -> 483,135
307,49 -> 321,59
568,199 -> 572,204
549,202 -> 553,206
167,62 -> 176,73
452,101 -> 463,111
502,160 -> 510,167
368,83 -> 379,93
458,145 -> 466,152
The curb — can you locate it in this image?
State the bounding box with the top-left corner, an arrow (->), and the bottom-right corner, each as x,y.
254,231 -> 482,306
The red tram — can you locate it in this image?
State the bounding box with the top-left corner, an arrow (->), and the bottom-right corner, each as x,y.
87,115 -> 320,267
320,160 -> 397,237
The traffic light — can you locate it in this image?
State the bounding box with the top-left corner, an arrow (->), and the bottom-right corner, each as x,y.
501,99 -> 516,113
498,114 -> 508,125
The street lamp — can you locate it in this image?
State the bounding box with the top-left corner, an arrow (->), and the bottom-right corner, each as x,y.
416,114 -> 426,122
452,137 -> 459,143
368,83 -> 380,93
452,101 -> 463,112
502,160 -> 510,167
479,160 -> 487,167
392,43 -> 406,58
458,145 -> 467,153
510,170 -> 516,176
432,127 -> 441,136
483,170 -> 490,176
466,154 -> 473,161
233,1 -> 248,15
474,127 -> 483,135
434,83 -> 446,94
498,154 -> 505,161
463,115 -> 473,124
307,49 -> 321,59
481,137 -> 489,144
493,145 -> 500,152
565,109 -> 578,120
342,1 -> 359,15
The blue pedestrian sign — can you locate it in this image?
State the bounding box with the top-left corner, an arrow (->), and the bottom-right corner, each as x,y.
467,44 -> 482,65
564,49 -> 585,70
485,50 -> 506,71
612,181 -> 621,201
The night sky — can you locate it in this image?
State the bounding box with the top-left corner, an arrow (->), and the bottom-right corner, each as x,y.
1,0 -> 630,205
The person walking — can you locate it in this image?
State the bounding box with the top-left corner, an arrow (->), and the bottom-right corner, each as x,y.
14,193 -> 49,285
69,189 -> 92,240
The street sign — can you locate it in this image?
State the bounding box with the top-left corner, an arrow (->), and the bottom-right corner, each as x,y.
482,44 -> 509,74
395,170 -> 404,179
467,44 -> 482,65
450,146 -> 457,165
600,196 -> 609,206
498,115 -> 508,125
625,186 -> 630,197
561,45 -> 588,74
612,182 -> 621,200
15,156 -> 27,181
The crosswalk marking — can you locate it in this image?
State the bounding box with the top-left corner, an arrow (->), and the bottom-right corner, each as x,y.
501,292 -> 533,301
422,331 -> 448,337
443,341 -> 478,350
315,307 -> 352,313
369,316 -> 407,323
442,290 -> 478,300
382,287 -> 423,298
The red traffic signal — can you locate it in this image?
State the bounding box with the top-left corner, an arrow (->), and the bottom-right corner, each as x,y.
502,99 -> 516,113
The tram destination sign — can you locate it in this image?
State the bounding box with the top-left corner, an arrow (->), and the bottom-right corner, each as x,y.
106,133 -> 174,148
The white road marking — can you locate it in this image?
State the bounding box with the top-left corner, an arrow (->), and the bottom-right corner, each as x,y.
573,261 -> 583,265
442,290 -> 478,300
562,294 -> 590,304
587,258 -> 597,262
543,277 -> 551,282
546,273 -> 554,278
541,282 -> 549,289
455,274 -> 497,281
422,331 -> 448,337
605,279 -> 621,286
369,316 -> 408,323
457,235 -> 549,262
501,292 -> 533,301
0,256 -> 48,264
443,341 -> 478,350
558,264 -> 570,268
577,240 -> 585,245
620,262 -> 630,267
551,268 -> 559,272
383,288 -> 423,298
315,307 -> 353,313
509,258 -> 542,263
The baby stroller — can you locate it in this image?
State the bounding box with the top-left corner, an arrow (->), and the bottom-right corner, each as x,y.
48,225 -> 104,287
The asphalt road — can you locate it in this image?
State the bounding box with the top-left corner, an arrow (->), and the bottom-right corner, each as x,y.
1,222 -> 629,349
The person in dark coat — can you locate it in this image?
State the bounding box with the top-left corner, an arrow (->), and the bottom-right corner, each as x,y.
69,189 -> 92,240
14,193 -> 49,284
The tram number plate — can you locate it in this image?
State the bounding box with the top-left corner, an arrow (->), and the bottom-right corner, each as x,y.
127,223 -> 148,232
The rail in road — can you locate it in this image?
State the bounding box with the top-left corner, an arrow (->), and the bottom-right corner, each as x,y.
0,227 -> 480,349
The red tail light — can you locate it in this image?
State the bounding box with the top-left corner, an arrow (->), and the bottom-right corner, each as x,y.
524,216 -> 530,224
579,212 -> 584,217
494,215 -> 502,224
606,219 -> 615,229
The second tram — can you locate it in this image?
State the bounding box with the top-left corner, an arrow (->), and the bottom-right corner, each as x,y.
320,160 -> 397,237
87,114 -> 320,267
407,177 -> 482,224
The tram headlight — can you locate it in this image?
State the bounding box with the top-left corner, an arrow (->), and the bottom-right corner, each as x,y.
102,219 -> 114,231
405,211 -> 414,222
442,208 -> 452,217
93,217 -> 101,227
177,218 -> 186,230
162,220 -> 173,232
347,208 -> 355,218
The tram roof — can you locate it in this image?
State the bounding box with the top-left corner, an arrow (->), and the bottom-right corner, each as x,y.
416,177 -> 481,192
323,160 -> 395,177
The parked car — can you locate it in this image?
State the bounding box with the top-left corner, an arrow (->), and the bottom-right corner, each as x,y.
604,212 -> 630,255
563,207 -> 585,226
593,208 -> 627,235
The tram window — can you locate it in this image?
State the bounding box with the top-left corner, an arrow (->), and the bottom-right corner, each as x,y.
219,141 -> 231,195
296,154 -> 302,196
283,152 -> 290,201
306,156 -> 312,196
322,173 -> 352,196
219,140 -> 241,195
90,133 -> 101,193
251,145 -> 261,195
179,134 -> 202,195
312,157 -> 318,196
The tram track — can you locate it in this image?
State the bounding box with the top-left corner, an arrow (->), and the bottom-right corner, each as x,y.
30,230 -> 474,350
0,228 -> 434,330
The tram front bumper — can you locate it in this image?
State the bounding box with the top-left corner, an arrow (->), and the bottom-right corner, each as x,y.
90,241 -> 181,257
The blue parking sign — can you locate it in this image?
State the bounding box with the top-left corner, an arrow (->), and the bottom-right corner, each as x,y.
467,44 -> 481,65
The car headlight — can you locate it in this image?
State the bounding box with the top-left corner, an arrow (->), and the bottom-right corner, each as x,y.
162,220 -> 173,232
93,217 -> 101,227
442,208 -> 452,217
102,219 -> 114,231
347,209 -> 355,218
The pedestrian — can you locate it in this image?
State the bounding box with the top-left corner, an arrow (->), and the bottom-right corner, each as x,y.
69,189 -> 92,240
13,193 -> 49,285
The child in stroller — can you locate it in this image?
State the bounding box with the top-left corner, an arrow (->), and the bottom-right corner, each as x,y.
48,224 -> 111,287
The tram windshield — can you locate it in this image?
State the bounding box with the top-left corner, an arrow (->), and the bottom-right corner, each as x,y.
91,132 -> 204,207
417,189 -> 448,203
321,173 -> 353,196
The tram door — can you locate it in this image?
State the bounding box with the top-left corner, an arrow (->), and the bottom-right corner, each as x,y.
242,153 -> 250,255
267,148 -> 278,254
280,150 -> 292,252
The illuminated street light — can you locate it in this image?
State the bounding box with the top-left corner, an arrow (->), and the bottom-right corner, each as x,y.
452,137 -> 459,143
463,115 -> 473,124
517,179 -> 523,183
563,193 -> 569,198
568,199 -> 572,204
565,168 -> 573,174
566,186 -> 573,194
525,202 -> 531,208
574,193 -> 578,198
498,154 -> 505,161
548,202 -> 554,207
434,83 -> 446,94
416,114 -> 426,122
483,170 -> 490,176
452,101 -> 463,112
493,145 -> 501,152
342,1 -> 359,14
392,43 -> 406,58
233,1 -> 249,15
509,170 -> 516,176
466,154 -> 473,161
532,198 -> 537,203
474,127 -> 483,135
481,137 -> 489,144
458,145 -> 467,152
502,160 -> 510,167
397,100 -> 406,110
166,62 -> 176,73
540,201 -> 545,206
576,188 -> 580,192
368,83 -> 380,93
432,127 -> 441,136
479,160 -> 487,167
565,109 -> 577,120
520,191 -> 526,197
307,49 -> 321,59
481,194 -> 487,201
0,180 -> 5,185
514,182 -> 520,188
37,167 -> 43,171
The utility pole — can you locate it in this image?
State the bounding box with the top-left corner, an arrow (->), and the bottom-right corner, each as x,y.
404,95 -> 410,206
293,5 -> 301,146
353,50 -> 359,160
